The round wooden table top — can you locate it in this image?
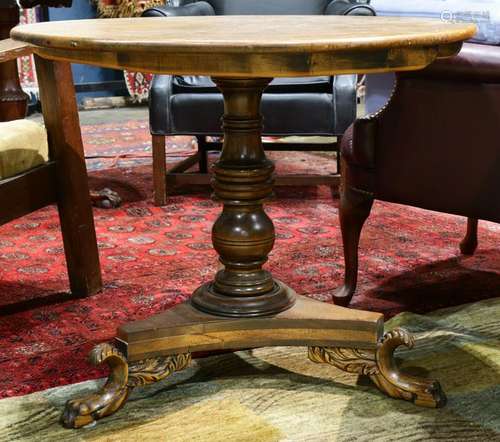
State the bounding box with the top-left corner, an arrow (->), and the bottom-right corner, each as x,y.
12,16 -> 476,77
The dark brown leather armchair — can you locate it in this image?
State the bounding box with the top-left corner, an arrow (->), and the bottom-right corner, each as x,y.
335,43 -> 500,306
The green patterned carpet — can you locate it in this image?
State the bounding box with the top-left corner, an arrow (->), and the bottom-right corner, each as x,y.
2,298 -> 500,441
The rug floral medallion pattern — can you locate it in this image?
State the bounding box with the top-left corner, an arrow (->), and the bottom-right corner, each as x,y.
0,118 -> 498,408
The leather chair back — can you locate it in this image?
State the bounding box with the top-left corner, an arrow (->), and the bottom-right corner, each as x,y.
203,0 -> 331,15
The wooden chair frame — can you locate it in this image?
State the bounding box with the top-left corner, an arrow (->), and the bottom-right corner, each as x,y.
153,135 -> 341,204
0,39 -> 101,297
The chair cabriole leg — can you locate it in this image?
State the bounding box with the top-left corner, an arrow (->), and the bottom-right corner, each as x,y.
333,180 -> 373,306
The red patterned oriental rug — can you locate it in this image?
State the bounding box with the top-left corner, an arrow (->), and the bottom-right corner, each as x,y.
17,7 -> 41,97
0,118 -> 498,399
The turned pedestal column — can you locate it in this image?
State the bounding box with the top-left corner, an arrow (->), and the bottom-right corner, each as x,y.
191,78 -> 296,317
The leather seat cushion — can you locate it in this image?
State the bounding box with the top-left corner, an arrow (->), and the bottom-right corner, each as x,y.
172,75 -> 332,93
0,119 -> 49,180
169,93 -> 335,135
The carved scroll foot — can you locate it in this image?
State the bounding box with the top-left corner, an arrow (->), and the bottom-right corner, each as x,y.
61,343 -> 191,429
309,327 -> 446,408
61,343 -> 130,429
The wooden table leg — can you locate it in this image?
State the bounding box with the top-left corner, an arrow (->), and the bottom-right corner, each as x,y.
35,56 -> 102,297
61,77 -> 446,429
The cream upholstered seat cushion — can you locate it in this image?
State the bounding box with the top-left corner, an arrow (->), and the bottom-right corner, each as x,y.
0,119 -> 49,179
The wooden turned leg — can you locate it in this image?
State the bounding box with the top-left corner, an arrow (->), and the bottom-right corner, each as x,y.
61,343 -> 191,428
460,217 -> 478,255
35,56 -> 102,297
0,58 -> 28,121
152,134 -> 167,206
309,327 -> 446,408
333,182 -> 374,306
0,4 -> 29,122
191,77 -> 295,318
197,135 -> 209,173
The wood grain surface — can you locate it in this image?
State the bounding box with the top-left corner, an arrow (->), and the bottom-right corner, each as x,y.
35,57 -> 103,296
10,16 -> 476,77
0,39 -> 31,64
11,16 -> 475,53
117,294 -> 384,361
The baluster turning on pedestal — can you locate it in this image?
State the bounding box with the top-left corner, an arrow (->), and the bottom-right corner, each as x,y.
191,77 -> 296,317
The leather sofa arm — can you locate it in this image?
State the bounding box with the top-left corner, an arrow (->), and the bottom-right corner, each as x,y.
403,43 -> 500,83
142,1 -> 215,17
325,0 -> 375,16
332,75 -> 357,134
149,74 -> 173,136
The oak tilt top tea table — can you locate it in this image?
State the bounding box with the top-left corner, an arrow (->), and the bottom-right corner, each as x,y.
12,16 -> 476,429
